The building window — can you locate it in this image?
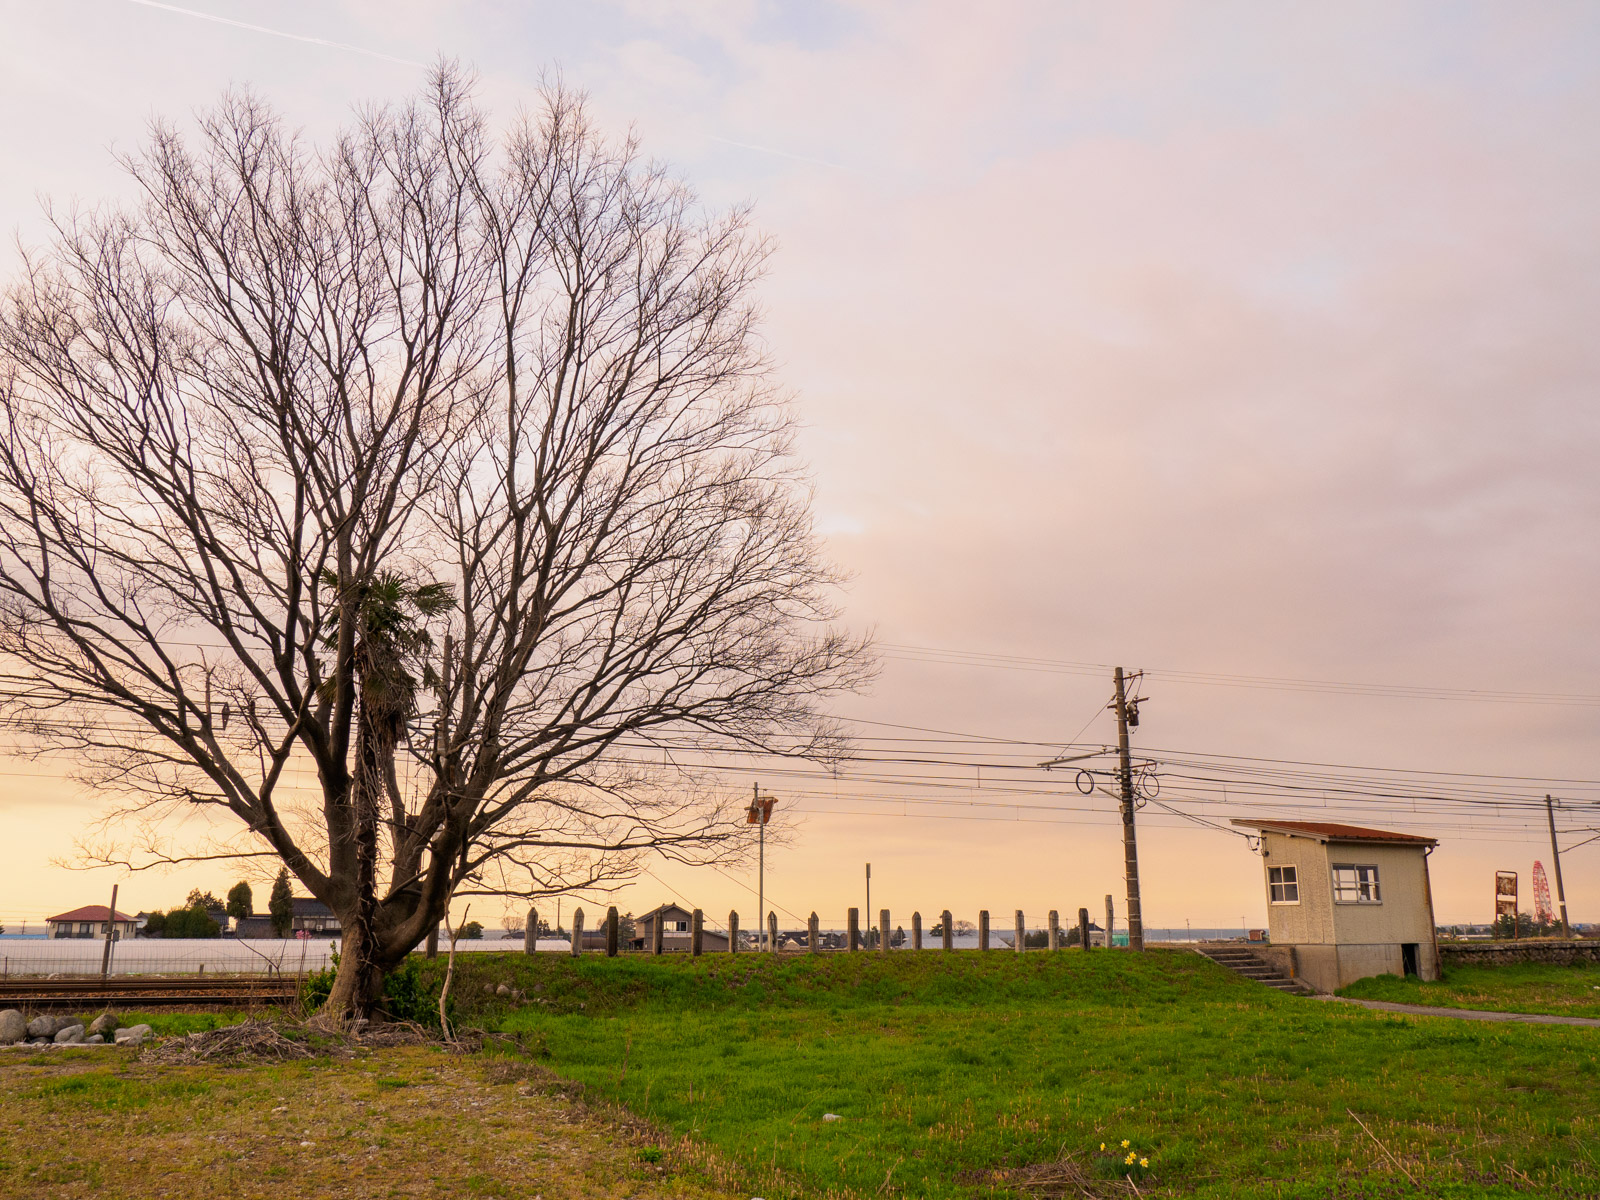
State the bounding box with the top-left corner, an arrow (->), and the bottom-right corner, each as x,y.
1268,865 -> 1299,904
1332,864 -> 1381,904
674,920 -> 688,932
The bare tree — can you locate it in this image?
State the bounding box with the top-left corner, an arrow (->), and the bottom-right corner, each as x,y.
0,67 -> 870,1016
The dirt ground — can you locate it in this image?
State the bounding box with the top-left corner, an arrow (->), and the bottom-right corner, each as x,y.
0,1044 -> 738,1200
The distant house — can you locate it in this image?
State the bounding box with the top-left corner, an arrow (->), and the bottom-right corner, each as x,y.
630,903 -> 730,953
232,898 -> 341,938
1233,819 -> 1441,992
45,906 -> 138,940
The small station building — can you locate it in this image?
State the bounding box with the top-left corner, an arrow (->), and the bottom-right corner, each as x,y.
1232,819 -> 1441,993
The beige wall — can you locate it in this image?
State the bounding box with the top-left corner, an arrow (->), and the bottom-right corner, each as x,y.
1325,842 -> 1435,946
1260,834 -> 1333,945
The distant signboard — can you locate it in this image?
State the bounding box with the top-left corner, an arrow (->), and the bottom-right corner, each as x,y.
1494,871 -> 1518,926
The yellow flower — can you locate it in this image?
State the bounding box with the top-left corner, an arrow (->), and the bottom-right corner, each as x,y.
1125,1152 -> 1136,1165
1140,1158 -> 1149,1168
1121,1140 -> 1130,1149
1099,1143 -> 1105,1151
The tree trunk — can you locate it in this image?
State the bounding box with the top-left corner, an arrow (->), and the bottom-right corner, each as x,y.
324,915 -> 387,1020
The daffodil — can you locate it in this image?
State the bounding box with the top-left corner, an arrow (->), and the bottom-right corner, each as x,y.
1140,1158 -> 1149,1168
1121,1140 -> 1130,1148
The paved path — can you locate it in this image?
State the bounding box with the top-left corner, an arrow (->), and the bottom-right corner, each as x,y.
1318,995 -> 1600,1027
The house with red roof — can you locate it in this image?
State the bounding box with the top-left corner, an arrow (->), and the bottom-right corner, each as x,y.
1231,819 -> 1441,993
44,905 -> 139,940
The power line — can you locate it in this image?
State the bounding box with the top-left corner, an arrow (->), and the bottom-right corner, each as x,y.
878,642 -> 1600,708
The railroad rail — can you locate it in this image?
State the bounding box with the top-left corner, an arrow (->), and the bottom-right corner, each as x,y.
0,976 -> 300,1009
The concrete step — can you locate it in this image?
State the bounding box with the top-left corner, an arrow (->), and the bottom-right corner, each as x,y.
1195,946 -> 1316,996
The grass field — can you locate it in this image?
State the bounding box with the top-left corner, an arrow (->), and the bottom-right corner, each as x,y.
0,1041 -> 730,1200
432,949 -> 1600,1199
1340,960 -> 1600,1019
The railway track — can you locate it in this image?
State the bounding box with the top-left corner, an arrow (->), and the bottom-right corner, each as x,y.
0,976 -> 300,1008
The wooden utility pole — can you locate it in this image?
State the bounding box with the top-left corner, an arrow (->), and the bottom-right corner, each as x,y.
1547,796 -> 1571,935
1113,667 -> 1146,951
99,883 -> 118,979
729,910 -> 740,954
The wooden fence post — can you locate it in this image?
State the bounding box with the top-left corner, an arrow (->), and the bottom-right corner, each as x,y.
606,906 -> 619,956
978,910 -> 990,951
651,912 -> 664,956
1105,895 -> 1115,950
1015,909 -> 1026,953
729,910 -> 740,954
808,912 -> 820,954
848,907 -> 860,951
1078,907 -> 1091,951
768,911 -> 779,953
524,906 -> 538,956
1048,910 -> 1060,952
570,908 -> 584,957
879,909 -> 890,953
912,911 -> 923,951
941,910 -> 953,951
691,909 -> 704,957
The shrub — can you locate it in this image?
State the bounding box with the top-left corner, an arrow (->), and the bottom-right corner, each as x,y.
301,952 -> 450,1030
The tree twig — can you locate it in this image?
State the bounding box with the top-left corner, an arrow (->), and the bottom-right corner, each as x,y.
439,903 -> 468,1044
1348,1108 -> 1417,1185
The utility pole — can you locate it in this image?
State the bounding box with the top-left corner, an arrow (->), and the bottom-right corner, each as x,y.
99,883 -> 118,979
747,785 -> 776,952
1546,795 -> 1570,936
1113,667 -> 1145,952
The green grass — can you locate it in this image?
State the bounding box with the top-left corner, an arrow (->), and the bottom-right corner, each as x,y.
1340,960 -> 1600,1019
441,950 -> 1600,1199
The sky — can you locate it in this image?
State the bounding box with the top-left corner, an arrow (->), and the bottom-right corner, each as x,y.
0,1 -> 1596,936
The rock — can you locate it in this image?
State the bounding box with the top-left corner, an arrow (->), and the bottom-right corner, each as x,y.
114,1023 -> 153,1046
87,1034 -> 105,1044
87,1013 -> 118,1037
54,1024 -> 86,1044
822,1113 -> 843,1122
495,983 -> 511,996
0,1010 -> 25,1044
483,983 -> 495,994
27,1014 -> 59,1039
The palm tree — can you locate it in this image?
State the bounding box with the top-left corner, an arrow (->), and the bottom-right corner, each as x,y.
320,569 -> 454,1014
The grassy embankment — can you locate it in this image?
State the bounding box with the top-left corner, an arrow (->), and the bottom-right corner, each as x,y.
431,949 -> 1600,1199
1339,959 -> 1600,1019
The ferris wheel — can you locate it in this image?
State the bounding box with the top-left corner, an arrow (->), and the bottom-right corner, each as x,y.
1532,861 -> 1554,925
